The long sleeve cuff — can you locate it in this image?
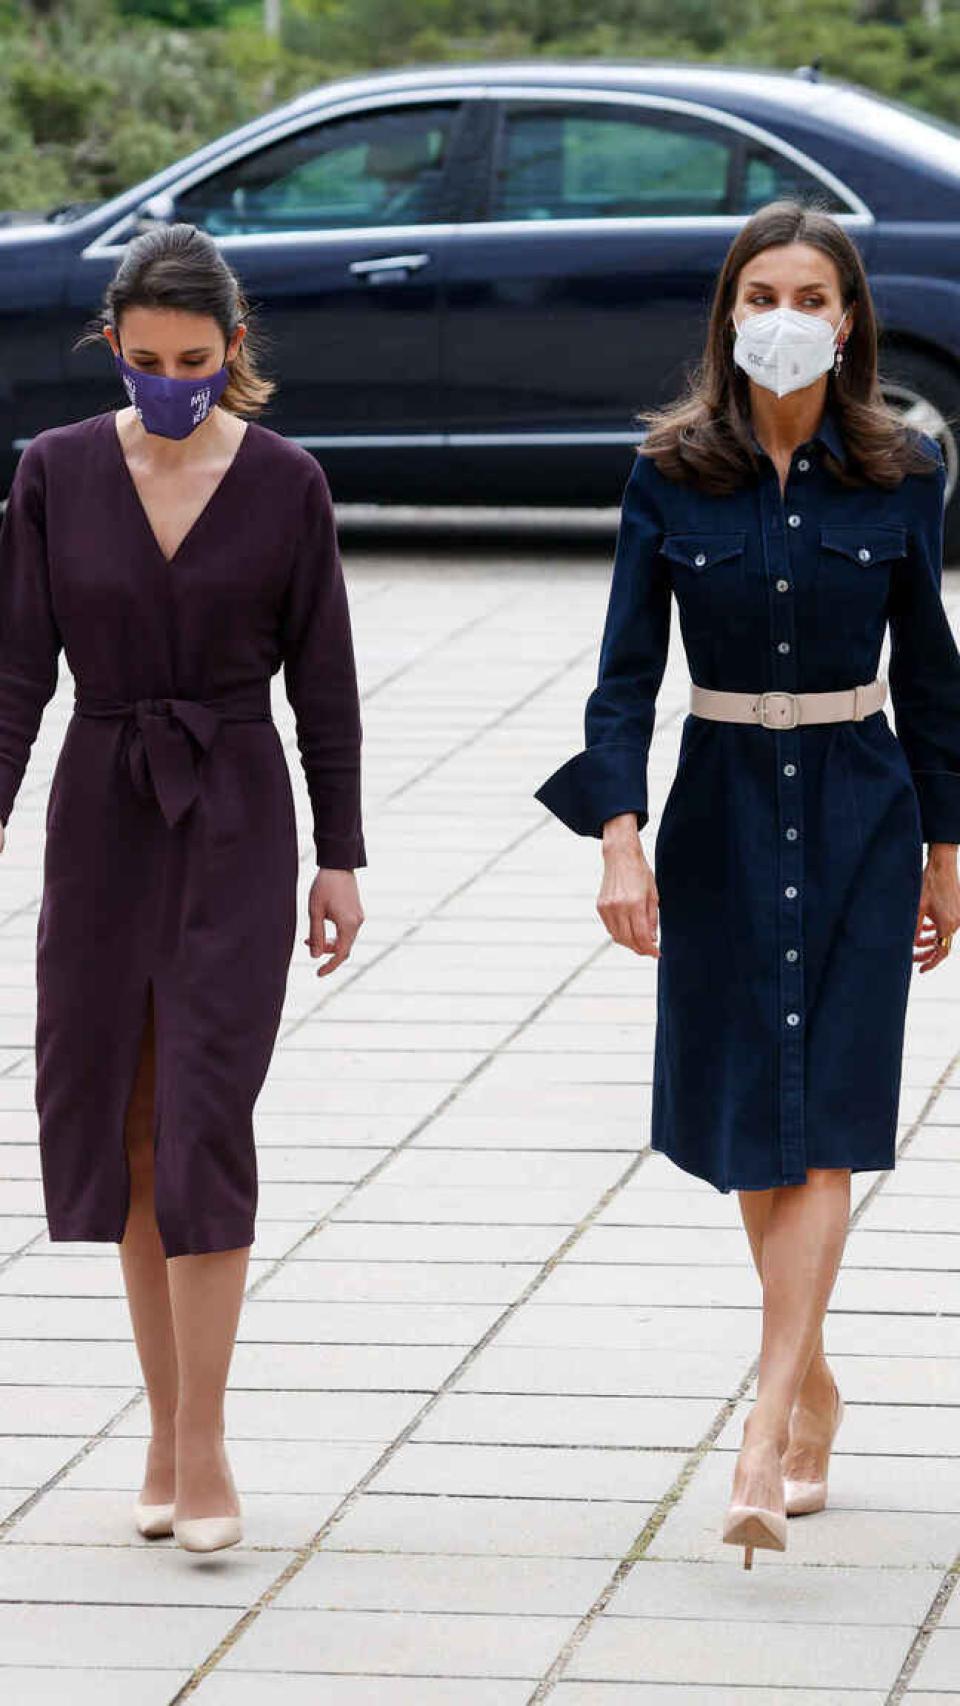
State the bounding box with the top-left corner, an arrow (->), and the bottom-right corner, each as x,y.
912,770 -> 960,844
534,743 -> 649,838
314,829 -> 367,870
0,757 -> 19,827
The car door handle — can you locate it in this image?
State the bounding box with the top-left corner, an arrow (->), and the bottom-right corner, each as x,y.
349,253 -> 431,281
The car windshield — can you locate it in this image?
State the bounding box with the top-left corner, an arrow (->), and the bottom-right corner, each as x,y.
45,199 -> 105,224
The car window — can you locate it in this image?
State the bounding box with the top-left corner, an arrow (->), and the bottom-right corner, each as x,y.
739,143 -> 850,214
489,103 -> 733,220
176,104 -> 458,235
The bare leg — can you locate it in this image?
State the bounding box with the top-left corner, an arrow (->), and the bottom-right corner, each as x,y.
739,1185 -> 834,1402
739,1180 -> 842,1484
731,1168 -> 851,1511
167,1245 -> 250,1520
118,986 -> 179,1504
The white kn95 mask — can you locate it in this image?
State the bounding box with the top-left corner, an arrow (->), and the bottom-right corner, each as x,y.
732,305 -> 849,398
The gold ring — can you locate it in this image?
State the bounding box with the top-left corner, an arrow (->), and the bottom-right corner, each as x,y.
938,933 -> 953,951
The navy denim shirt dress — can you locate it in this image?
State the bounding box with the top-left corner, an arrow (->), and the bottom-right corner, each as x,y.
535,409 -> 960,1193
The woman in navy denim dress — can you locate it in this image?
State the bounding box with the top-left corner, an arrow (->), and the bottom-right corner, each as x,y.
535,201 -> 960,1568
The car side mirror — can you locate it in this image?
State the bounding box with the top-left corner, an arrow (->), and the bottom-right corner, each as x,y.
131,190 -> 176,233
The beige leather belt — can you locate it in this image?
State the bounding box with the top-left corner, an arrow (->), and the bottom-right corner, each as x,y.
689,677 -> 886,730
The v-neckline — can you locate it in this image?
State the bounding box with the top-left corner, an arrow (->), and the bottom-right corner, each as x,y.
108,408 -> 254,567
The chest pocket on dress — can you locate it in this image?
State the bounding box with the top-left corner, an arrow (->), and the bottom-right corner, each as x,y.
659,531 -> 747,630
819,523 -> 907,568
818,523 -> 906,618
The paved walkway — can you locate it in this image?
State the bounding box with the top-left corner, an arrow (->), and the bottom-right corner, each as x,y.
1,511 -> 959,1703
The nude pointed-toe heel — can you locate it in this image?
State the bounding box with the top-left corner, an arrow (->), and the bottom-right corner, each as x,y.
722,1501 -> 788,1569
173,1511 -> 243,1553
784,1388 -> 845,1517
133,1500 -> 176,1538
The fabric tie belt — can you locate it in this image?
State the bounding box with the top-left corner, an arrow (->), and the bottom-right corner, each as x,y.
689,676 -> 887,730
73,684 -> 272,827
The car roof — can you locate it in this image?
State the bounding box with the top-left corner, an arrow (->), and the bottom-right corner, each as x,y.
49,56 -> 960,240
285,60 -> 839,111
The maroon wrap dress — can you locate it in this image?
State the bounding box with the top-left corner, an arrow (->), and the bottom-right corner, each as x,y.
0,409 -> 365,1257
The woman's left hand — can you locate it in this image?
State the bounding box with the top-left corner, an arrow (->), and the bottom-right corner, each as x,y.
914,845 -> 960,974
304,868 -> 364,977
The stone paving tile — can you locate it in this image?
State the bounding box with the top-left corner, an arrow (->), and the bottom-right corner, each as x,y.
327,1491 -> 652,1558
717,1398 -> 960,1458
370,1442 -> 683,1501
172,1339 -> 469,1390
245,1254 -> 544,1300
235,1299 -> 511,1342
0,1379 -> 132,1431
406,1390 -> 719,1447
276,1221 -> 561,1260
563,1615 -> 913,1688
213,1605 -> 577,1677
1,546 -> 959,1702
194,1677 -> 530,1704
274,1549 -> 613,1613
0,1671 -> 193,1706
0,1540 -> 292,1603
109,1389 -> 424,1439
0,1602 -> 239,1667
554,1690 -> 887,1704
909,1633 -> 960,1692
494,1302 -> 940,1355
456,1344 -> 742,1396
328,1183 -> 607,1224
610,1559 -> 943,1624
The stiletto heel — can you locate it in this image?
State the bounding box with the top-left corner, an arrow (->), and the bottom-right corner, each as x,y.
783,1382 -> 844,1516
722,1501 -> 788,1567
723,1418 -> 788,1568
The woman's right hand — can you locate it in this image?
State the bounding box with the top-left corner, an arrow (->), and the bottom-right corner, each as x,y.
597,812 -> 660,957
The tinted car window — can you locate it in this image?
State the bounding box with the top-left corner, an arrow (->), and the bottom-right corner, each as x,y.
176,103 -> 458,235
739,143 -> 850,214
490,103 -> 733,220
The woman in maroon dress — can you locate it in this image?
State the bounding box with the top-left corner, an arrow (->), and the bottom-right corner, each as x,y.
0,224 -> 366,1553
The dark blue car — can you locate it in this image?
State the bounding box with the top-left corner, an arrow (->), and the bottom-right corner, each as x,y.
3,60 -> 960,549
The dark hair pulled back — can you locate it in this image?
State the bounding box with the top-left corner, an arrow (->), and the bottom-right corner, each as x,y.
76,221 -> 275,417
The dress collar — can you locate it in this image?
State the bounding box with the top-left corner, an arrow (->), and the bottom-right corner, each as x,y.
749,404 -> 847,468
813,406 -> 848,466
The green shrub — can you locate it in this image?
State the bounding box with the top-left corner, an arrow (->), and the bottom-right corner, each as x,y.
10,60 -> 110,146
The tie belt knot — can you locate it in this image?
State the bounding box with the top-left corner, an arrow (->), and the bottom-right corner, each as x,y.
73,685 -> 272,828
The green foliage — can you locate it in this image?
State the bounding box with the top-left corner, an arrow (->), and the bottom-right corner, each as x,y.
10,60 -> 108,145
118,0 -> 231,22
2,0 -> 960,216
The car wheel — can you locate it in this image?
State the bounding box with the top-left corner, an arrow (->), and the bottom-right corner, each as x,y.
878,346 -> 960,562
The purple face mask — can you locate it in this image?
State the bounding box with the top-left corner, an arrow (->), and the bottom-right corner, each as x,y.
114,350 -> 230,440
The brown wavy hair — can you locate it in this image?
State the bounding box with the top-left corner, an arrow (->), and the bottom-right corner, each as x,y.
75,222 -> 275,418
638,199 -> 936,491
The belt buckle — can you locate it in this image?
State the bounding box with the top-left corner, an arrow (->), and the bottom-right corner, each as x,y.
757,690 -> 799,729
